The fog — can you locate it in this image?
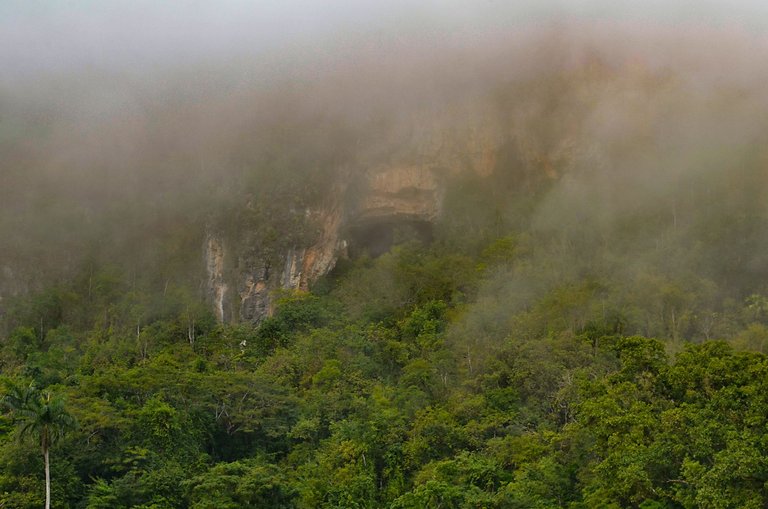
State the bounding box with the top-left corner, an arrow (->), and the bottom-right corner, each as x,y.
3,0 -> 768,308
4,1 -> 768,80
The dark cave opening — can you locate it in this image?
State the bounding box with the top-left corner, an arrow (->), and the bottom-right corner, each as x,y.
346,218 -> 433,258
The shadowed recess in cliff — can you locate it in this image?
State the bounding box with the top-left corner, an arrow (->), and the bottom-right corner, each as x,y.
346,220 -> 434,259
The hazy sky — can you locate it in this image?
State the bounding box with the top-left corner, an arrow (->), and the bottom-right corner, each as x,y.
2,0 -> 768,81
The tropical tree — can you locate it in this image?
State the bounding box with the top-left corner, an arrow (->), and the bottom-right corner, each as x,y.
2,381 -> 76,509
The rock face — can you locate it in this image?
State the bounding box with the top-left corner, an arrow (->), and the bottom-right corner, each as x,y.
345,165 -> 439,259
203,185 -> 350,323
203,106 -> 516,323
355,165 -> 439,223
204,234 -> 228,323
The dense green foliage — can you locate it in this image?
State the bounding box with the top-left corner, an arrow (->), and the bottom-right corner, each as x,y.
5,182 -> 768,508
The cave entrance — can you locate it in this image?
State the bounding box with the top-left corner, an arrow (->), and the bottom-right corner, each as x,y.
346,218 -> 433,258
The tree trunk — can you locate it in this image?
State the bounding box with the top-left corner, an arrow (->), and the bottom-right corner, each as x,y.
44,447 -> 51,509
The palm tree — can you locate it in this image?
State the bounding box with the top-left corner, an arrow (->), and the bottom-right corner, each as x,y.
2,381 -> 76,509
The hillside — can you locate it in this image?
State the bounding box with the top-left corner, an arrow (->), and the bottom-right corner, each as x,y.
4,12 -> 768,509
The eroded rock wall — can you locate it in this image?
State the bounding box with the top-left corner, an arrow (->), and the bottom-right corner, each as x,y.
204,105 -> 516,323
204,234 -> 228,323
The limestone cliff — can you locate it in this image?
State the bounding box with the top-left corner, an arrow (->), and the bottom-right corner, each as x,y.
204,107 -> 513,323
204,234 -> 228,323
202,77 -> 589,323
